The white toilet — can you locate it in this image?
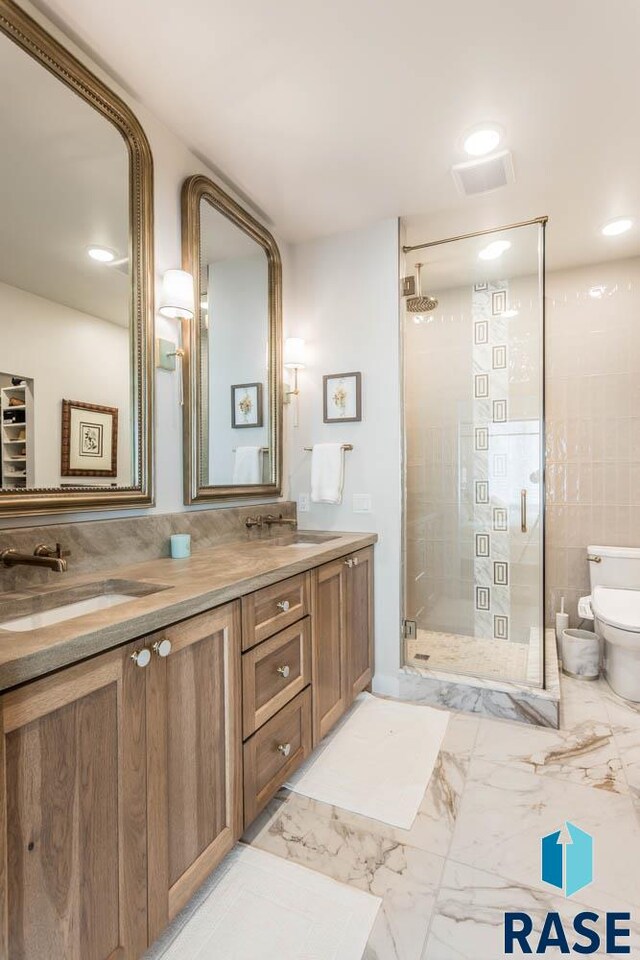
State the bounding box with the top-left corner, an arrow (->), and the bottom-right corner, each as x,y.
579,544 -> 640,701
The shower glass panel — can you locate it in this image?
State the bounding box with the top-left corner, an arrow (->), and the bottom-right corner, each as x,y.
402,221 -> 545,686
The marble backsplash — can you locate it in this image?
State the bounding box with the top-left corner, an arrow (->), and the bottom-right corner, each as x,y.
0,502 -> 297,591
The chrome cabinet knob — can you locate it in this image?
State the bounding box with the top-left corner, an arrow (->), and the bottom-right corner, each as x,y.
131,648 -> 151,668
344,558 -> 353,568
353,556 -> 359,565
153,638 -> 172,658
276,664 -> 290,679
277,742 -> 291,757
276,599 -> 290,612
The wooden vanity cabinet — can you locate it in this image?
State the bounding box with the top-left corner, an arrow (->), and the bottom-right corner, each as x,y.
0,547 -> 373,959
311,546 -> 374,744
0,602 -> 242,960
0,641 -> 148,960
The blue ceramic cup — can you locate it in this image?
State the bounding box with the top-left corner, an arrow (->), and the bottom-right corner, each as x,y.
170,533 -> 191,559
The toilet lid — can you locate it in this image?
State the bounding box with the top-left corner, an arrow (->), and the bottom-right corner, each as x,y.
592,586 -> 640,632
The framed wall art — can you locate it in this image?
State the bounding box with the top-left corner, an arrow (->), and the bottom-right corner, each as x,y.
61,399 -> 118,477
323,372 -> 362,423
231,382 -> 263,428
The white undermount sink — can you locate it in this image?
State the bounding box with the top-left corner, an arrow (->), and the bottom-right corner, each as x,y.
0,594 -> 137,632
0,579 -> 169,633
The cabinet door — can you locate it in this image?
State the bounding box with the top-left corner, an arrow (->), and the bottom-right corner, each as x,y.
347,546 -> 374,699
0,642 -> 148,960
311,558 -> 349,744
146,603 -> 242,940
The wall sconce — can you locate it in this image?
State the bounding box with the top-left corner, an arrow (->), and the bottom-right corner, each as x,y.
284,337 -> 305,428
157,269 -> 195,405
284,337 -> 305,401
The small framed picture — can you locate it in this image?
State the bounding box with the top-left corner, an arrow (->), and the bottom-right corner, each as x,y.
231,382 -> 263,428
323,372 -> 362,423
61,399 -> 118,477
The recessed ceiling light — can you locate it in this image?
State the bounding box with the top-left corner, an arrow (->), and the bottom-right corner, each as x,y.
478,239 -> 511,261
601,218 -> 633,237
88,245 -> 117,263
463,126 -> 501,157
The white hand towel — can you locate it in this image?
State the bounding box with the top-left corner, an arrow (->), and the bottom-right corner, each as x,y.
311,443 -> 345,504
233,446 -> 261,484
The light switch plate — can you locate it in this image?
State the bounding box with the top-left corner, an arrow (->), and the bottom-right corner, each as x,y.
298,492 -> 310,513
353,494 -> 372,513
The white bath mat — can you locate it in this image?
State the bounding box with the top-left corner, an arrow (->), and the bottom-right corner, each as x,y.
287,693 -> 450,829
151,844 -> 380,960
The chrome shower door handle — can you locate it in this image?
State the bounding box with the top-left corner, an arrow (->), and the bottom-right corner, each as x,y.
520,489 -> 527,533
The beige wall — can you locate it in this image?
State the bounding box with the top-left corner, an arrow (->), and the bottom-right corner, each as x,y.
545,256 -> 640,625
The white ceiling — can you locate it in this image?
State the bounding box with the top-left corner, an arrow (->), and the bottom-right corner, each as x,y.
29,0 -> 640,271
0,28 -> 130,325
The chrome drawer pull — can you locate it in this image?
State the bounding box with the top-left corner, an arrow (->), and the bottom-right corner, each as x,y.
276,664 -> 291,679
276,599 -> 291,612
131,648 -> 151,668
277,742 -> 291,757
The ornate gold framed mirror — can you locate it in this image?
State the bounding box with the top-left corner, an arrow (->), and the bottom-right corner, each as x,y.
0,0 -> 153,516
181,175 -> 282,502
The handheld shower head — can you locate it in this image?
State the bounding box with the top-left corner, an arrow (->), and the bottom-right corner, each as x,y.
406,263 -> 438,313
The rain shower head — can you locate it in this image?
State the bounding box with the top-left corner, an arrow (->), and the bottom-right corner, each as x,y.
406,263 -> 438,313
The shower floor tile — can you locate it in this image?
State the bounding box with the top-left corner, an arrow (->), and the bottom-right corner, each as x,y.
406,629 -> 532,684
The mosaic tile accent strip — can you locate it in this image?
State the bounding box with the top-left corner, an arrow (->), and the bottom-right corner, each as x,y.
472,281 -> 511,644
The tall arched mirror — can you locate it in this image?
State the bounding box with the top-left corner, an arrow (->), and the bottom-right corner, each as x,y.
0,0 -> 153,516
181,175 -> 282,502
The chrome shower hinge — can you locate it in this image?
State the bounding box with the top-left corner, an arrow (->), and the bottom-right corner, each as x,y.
403,619 -> 417,639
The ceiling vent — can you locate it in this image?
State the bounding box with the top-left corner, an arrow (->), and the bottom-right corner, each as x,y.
451,150 -> 515,197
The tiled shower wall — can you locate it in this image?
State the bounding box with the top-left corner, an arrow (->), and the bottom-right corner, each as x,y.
545,255 -> 640,626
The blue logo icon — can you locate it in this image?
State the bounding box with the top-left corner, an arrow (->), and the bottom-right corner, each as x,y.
541,822 -> 593,897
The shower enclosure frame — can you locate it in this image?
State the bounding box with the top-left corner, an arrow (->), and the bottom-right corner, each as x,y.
399,216 -> 548,687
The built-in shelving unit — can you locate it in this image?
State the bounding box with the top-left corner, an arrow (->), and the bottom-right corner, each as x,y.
1,374 -> 34,489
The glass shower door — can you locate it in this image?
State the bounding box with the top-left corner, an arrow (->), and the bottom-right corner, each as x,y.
402,221 -> 545,686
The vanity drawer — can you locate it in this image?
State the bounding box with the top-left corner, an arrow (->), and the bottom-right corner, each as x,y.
241,572 -> 310,650
242,617 -> 311,738
243,687 -> 312,825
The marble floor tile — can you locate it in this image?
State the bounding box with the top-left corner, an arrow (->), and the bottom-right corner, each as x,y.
559,675 -> 611,729
422,860 -> 640,960
448,758 -> 640,912
474,715 -> 625,793
247,798 -> 445,960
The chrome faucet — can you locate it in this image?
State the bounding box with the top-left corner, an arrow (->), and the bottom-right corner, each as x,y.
0,543 -> 69,573
245,514 -> 298,530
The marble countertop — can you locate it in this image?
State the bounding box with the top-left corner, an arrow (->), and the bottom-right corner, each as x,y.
0,530 -> 376,692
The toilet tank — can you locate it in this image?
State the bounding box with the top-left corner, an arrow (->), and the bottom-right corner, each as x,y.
588,545 -> 640,590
